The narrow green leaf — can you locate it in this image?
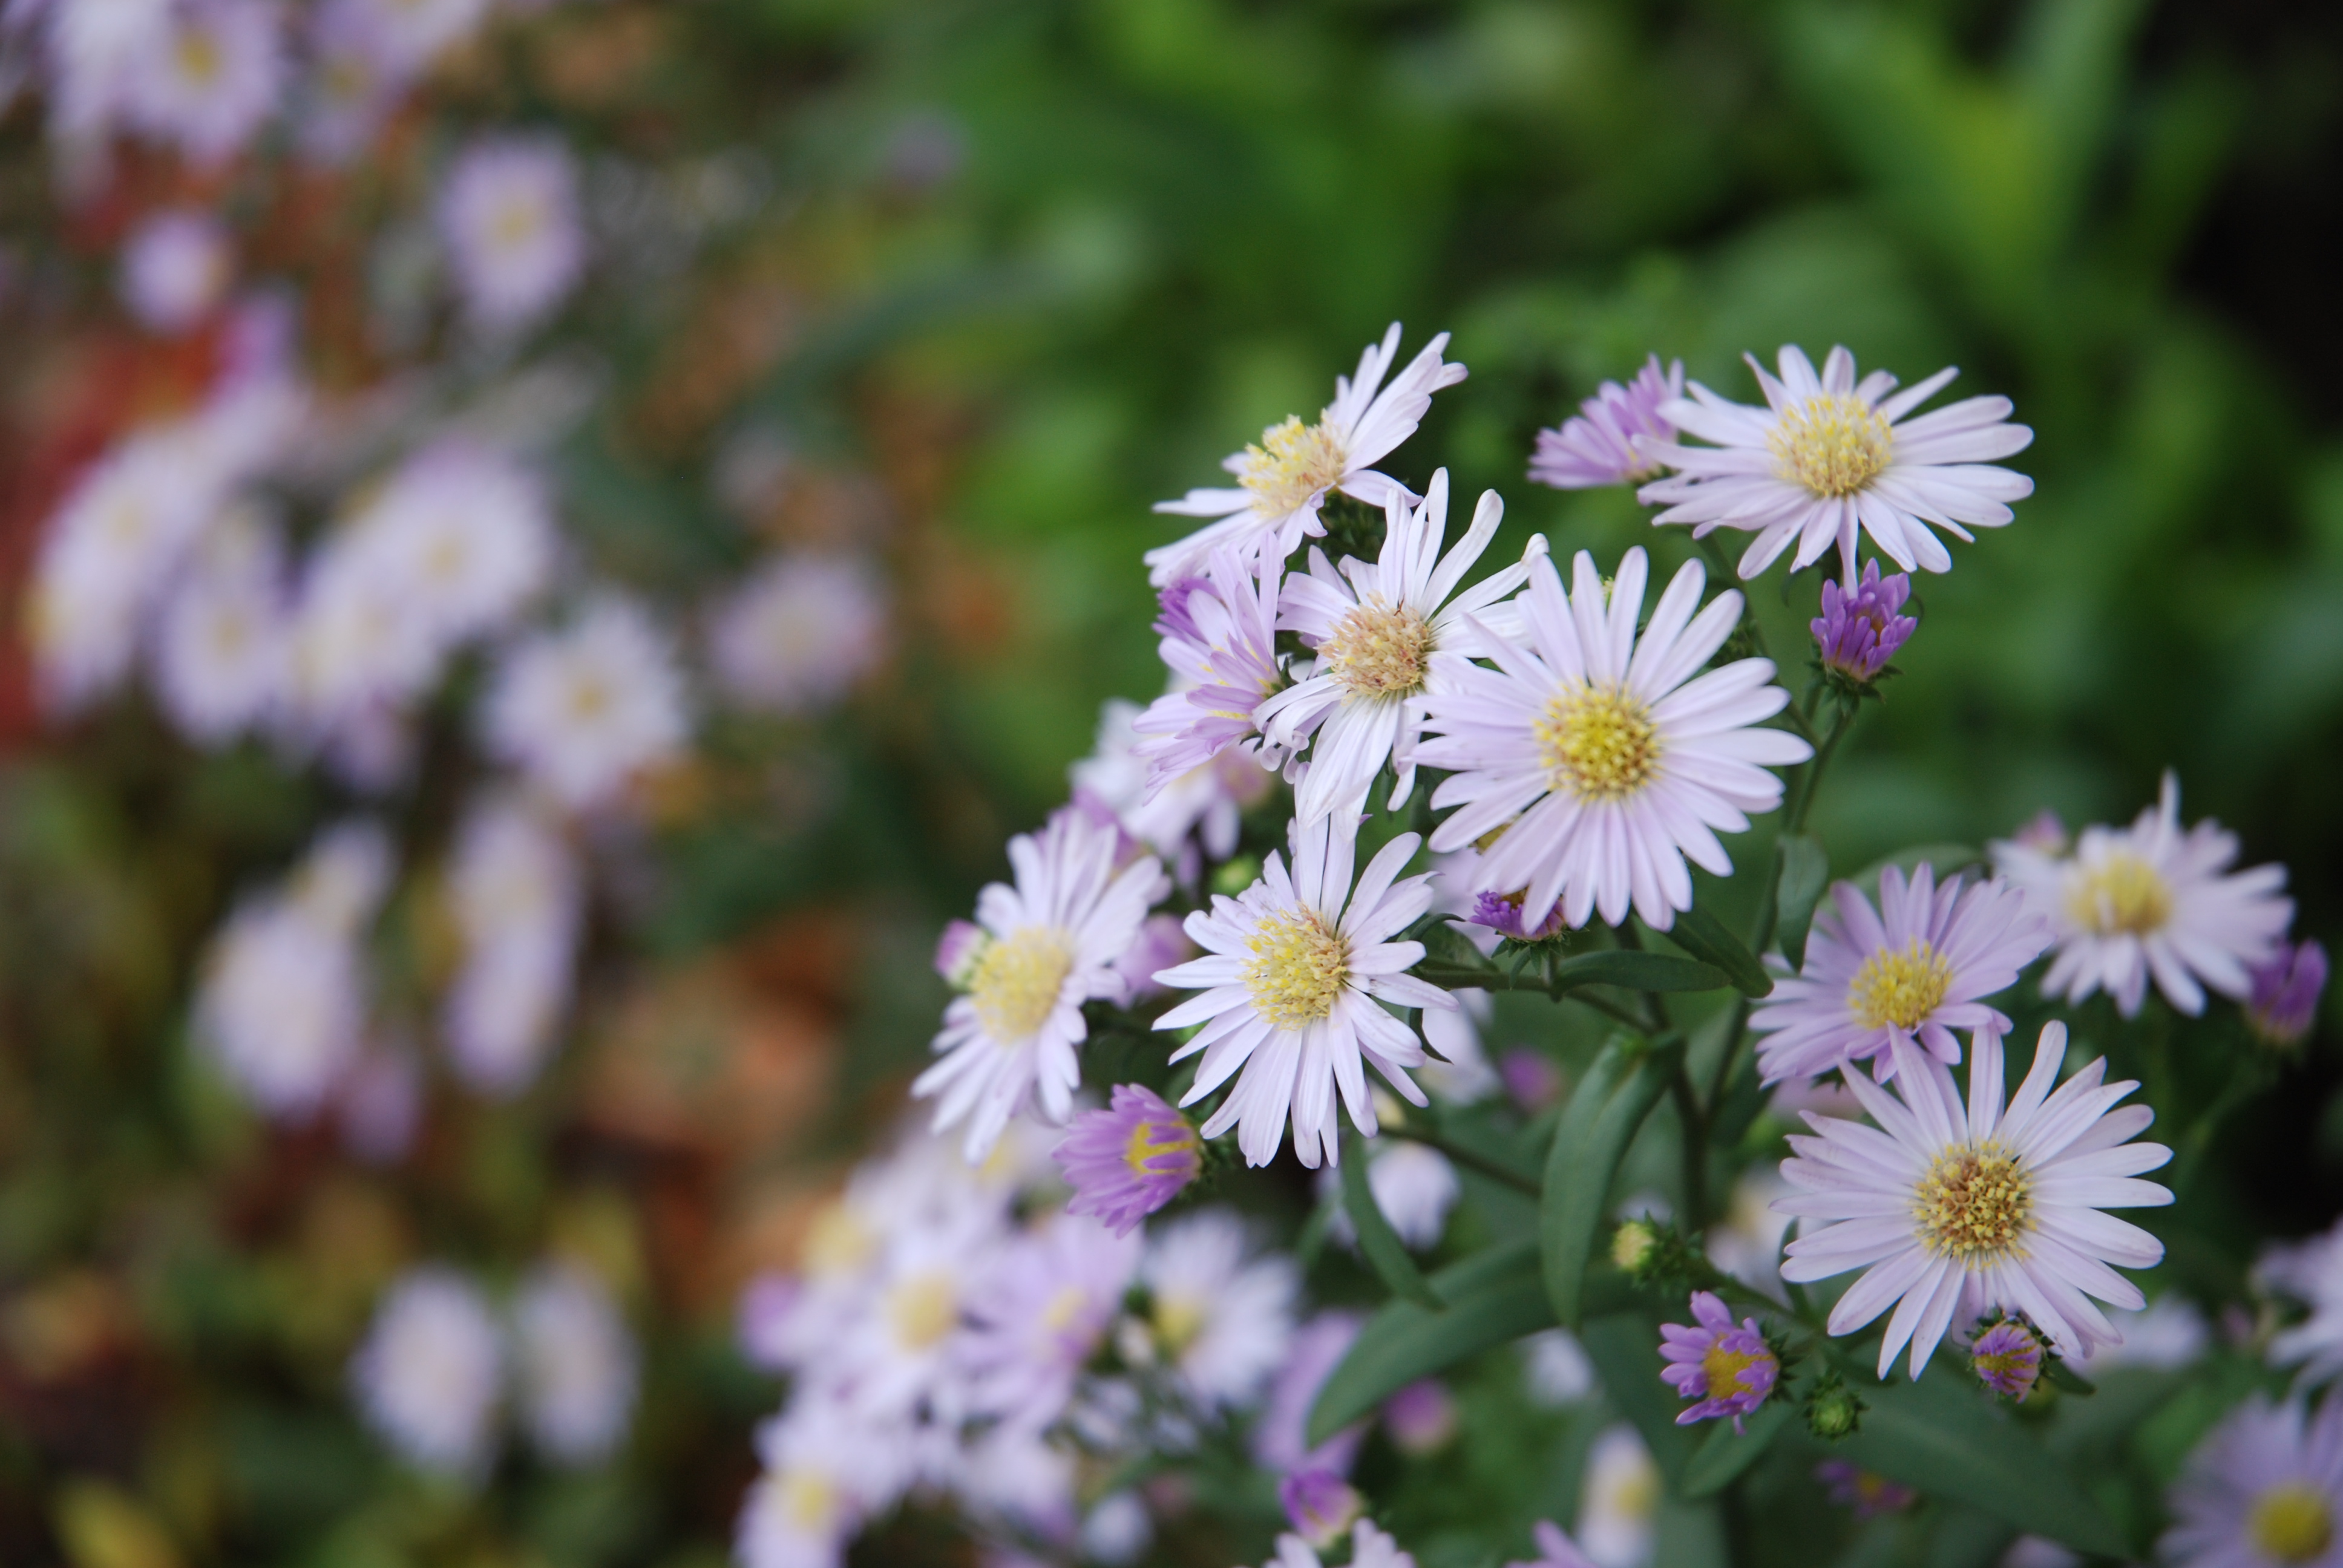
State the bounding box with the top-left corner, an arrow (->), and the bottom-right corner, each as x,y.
1576,1312 -> 1703,1486
1682,1401 -> 1790,1498
1549,951 -> 1729,995
1666,904 -> 1774,997
1305,1243 -> 1551,1447
1540,1036 -> 1686,1326
1774,834 -> 1831,970
1340,1129 -> 1443,1310
1829,1367 -> 2128,1555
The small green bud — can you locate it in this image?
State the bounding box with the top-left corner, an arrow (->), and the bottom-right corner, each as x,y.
1210,854 -> 1263,898
1803,1370 -> 1865,1440
1610,1219 -> 1659,1276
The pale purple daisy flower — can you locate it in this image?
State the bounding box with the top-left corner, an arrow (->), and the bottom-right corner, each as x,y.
1280,1469 -> 1365,1549
297,0 -> 408,165
1528,356 -> 1682,489
707,554 -> 887,714
119,208 -> 233,334
350,1266 -> 505,1475
1749,863 -> 2051,1086
1113,912 -> 1194,999
1152,814 -> 1455,1168
1968,1316 -> 2045,1400
1506,1520 -> 1602,1568
441,794 -> 581,1097
1416,546 -> 1812,933
958,1214 -> 1140,1428
2248,939 -> 2328,1047
127,0 -> 284,168
1775,1022 -> 2174,1378
480,595 -> 690,813
1657,1291 -> 1778,1432
1382,1379 -> 1458,1454
2160,1394 -> 2343,1568
331,0 -> 487,80
1141,1209 -> 1298,1413
1147,322 -> 1467,586
1052,1084 -> 1203,1236
1467,889 -> 1568,942
915,808 -> 1168,1160
511,1262 -> 638,1466
2258,1218 -> 2343,1385
439,135 -> 585,335
1638,344 -> 2035,584
1075,697 -> 1272,873
1257,469 -> 1544,825
1810,560 -> 1916,682
1814,1460 -> 1915,1519
1254,1520 -> 1417,1568
1131,546 -> 1291,788
1992,773 -> 2292,1018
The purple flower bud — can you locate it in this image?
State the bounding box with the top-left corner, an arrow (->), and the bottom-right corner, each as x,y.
2247,939 -> 2328,1047
1529,356 -> 1683,489
1382,1379 -> 1458,1454
934,919 -> 989,988
1811,560 -> 1916,683
1054,1085 -> 1203,1236
1815,1459 -> 1915,1518
1469,889 -> 1566,942
1278,1468 -> 1363,1549
1499,1047 -> 1563,1113
1658,1292 -> 1778,1432
1967,1318 -> 2044,1401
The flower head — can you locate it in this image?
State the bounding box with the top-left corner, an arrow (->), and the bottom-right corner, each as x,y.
126,0 -> 284,168
1578,1425 -> 1659,1568
441,795 -> 582,1096
1814,1460 -> 1915,1519
916,809 -> 1168,1160
439,135 -> 585,335
2161,1394 -> 2343,1568
1967,1316 -> 2046,1401
1467,889 -> 1569,942
1152,814 -> 1455,1168
1382,1379 -> 1458,1454
1775,1022 -> 2174,1379
1811,561 -> 1916,683
1054,1084 -> 1203,1236
154,505 -> 289,745
2259,1218 -> 2343,1387
2250,940 -> 2328,1047
1993,773 -> 2292,1018
1750,863 -> 2051,1086
482,596 -> 690,813
513,1263 -> 638,1466
120,208 -> 234,334
1255,1520 -> 1417,1568
1140,1209 -> 1297,1413
707,553 -> 887,714
1254,1309 -> 1367,1475
1076,696 -> 1272,873
1133,546 -> 1291,788
1279,1469 -> 1365,1549
1259,470 -> 1545,824
350,1266 -> 505,1475
1148,323 -> 1466,585
1657,1292 -> 1778,1431
1529,356 -> 1683,489
1417,546 -> 1812,933
1639,344 -> 2035,584
958,1214 -> 1139,1428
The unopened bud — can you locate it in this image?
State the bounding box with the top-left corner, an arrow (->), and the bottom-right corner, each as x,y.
1803,1370 -> 1864,1440
1277,1469 -> 1363,1549
1611,1219 -> 1659,1276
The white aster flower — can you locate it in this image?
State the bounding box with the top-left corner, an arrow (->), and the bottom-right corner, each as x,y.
1751,863 -> 2051,1086
1993,773 -> 2291,1019
1147,322 -> 1466,586
958,1214 -> 1141,1429
1258,469 -> 1544,825
2261,1219 -> 2343,1387
350,1266 -> 505,1476
1521,1328 -> 1597,1407
152,501 -> 289,745
1576,1425 -> 1659,1568
1417,546 -> 1811,933
482,595 -> 690,812
1141,1209 -> 1298,1413
1131,544 -> 1292,788
1153,814 -> 1454,1168
707,552 -> 888,714
442,794 -> 582,1096
1637,344 -> 2035,584
1073,696 -> 1270,872
356,440 -> 557,650
828,1207 -> 998,1421
119,207 -> 233,334
296,0 -> 406,163
126,0 -> 284,168
2160,1394 -> 2343,1568
736,1398 -> 910,1568
439,134 -> 586,335
511,1262 -> 637,1466
1256,1520 -> 1417,1568
915,808 -> 1167,1161
1775,1023 -> 2174,1377
22,0 -> 174,150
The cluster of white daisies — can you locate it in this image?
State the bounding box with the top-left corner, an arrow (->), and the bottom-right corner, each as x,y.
878,321 -> 2330,1567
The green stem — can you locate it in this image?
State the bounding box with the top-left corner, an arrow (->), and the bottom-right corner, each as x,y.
1383,1125 -> 1543,1198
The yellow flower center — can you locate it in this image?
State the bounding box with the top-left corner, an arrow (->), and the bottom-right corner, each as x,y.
1914,1141 -> 2032,1261
1700,1342 -> 1763,1396
2250,1483 -> 2336,1563
884,1270 -> 958,1351
176,30 -> 221,86
1320,599 -> 1434,697
1535,684 -> 1661,802
1154,1293 -> 1206,1356
493,197 -> 546,252
2065,851 -> 2172,937
1239,415 -> 1348,518
1242,910 -> 1349,1030
1849,939 -> 1955,1030
967,927 -> 1075,1043
1125,1114 -> 1200,1178
1769,393 -> 1894,498
775,1468 -> 839,1533
801,1203 -> 874,1278
1040,1284 -> 1090,1336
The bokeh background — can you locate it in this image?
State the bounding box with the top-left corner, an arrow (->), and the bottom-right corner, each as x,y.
1,0 -> 2339,1564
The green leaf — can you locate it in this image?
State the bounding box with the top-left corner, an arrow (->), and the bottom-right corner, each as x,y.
1774,834 -> 1831,969
1305,1243 -> 1552,1446
1539,1035 -> 1686,1327
1665,904 -> 1774,997
1549,951 -> 1728,995
1827,1365 -> 2128,1555
1340,1129 -> 1443,1310
1576,1312 -> 1703,1486
1681,1401 -> 1791,1498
